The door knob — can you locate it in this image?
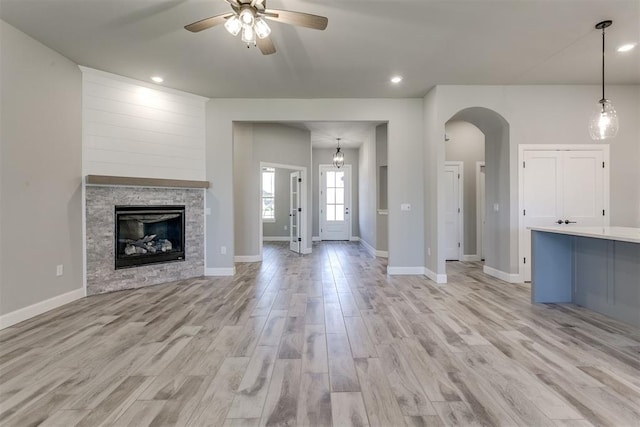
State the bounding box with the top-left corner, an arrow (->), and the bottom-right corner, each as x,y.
564,220 -> 577,224
556,219 -> 564,224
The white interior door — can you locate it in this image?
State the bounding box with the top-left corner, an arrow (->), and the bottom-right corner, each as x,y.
320,165 -> 351,241
522,149 -> 606,281
289,171 -> 301,253
562,150 -> 604,226
444,163 -> 462,261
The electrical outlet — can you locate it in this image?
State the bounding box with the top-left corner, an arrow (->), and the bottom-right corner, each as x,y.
221,246 -> 227,255
284,225 -> 288,231
401,203 -> 412,211
493,203 -> 499,212
56,264 -> 64,276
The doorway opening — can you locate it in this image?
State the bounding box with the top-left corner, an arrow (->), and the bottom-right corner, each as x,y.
444,120 -> 486,263
440,108 -> 512,283
260,162 -> 308,258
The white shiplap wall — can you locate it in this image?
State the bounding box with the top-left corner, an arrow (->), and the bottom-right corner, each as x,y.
81,67 -> 208,180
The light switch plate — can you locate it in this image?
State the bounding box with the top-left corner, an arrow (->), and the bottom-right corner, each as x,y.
401,203 -> 411,211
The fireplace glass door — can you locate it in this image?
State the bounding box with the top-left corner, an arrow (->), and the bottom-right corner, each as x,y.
115,205 -> 185,269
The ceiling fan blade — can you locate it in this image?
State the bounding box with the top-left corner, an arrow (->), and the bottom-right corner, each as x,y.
185,12 -> 234,33
257,35 -> 276,55
263,9 -> 328,30
224,0 -> 241,7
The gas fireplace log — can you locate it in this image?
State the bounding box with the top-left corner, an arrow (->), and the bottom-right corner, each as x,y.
127,234 -> 157,248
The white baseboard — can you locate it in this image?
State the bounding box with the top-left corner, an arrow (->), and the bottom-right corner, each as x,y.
359,239 -> 376,257
350,236 -> 360,242
462,254 -> 481,262
483,265 -> 522,283
424,268 -> 447,284
301,247 -> 312,255
234,255 -> 262,263
376,250 -> 389,258
263,236 -> 289,242
0,287 -> 85,330
387,266 -> 425,276
205,267 -> 236,276
312,236 -> 321,242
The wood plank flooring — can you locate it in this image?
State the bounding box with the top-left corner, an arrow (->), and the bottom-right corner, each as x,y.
1,242 -> 639,426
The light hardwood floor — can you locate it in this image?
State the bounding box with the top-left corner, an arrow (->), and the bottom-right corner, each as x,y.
1,242 -> 639,426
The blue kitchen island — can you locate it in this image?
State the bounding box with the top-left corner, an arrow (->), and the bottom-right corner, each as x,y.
530,226 -> 640,327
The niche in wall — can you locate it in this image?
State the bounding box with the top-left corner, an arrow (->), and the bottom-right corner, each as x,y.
378,165 -> 388,210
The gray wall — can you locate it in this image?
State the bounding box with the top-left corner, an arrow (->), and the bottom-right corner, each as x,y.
358,128 -> 377,250
0,20 -> 83,315
263,167 -> 295,238
233,123 -> 312,257
445,120 -> 485,256
376,124 -> 388,252
312,148 -> 360,239
427,85 -> 640,280
207,99 -> 425,273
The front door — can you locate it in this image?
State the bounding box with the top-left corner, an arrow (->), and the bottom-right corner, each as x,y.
320,165 -> 351,241
290,171 -> 301,253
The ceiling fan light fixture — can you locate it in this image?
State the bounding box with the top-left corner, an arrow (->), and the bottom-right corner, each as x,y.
224,15 -> 242,36
239,7 -> 255,27
241,25 -> 256,44
255,18 -> 271,39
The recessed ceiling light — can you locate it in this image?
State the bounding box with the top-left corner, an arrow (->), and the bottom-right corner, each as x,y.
617,43 -> 636,52
151,76 -> 164,83
390,76 -> 403,84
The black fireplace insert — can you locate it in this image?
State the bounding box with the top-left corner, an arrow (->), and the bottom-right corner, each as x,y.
115,205 -> 185,269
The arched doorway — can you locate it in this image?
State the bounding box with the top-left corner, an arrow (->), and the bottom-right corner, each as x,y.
439,107 -> 516,282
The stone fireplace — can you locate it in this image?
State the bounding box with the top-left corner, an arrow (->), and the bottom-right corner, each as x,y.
85,176 -> 207,295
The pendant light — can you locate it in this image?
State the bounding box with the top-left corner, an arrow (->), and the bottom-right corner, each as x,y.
588,20 -> 619,140
333,138 -> 345,168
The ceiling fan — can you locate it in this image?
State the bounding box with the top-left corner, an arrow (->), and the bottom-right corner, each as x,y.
184,0 -> 328,55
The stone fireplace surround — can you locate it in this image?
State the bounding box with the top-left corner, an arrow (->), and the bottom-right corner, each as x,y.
85,176 -> 207,295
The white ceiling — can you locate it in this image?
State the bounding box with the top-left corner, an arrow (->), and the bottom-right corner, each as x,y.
1,0 -> 638,100
279,121 -> 382,148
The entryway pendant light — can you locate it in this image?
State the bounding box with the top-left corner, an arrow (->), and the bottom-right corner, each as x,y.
588,20 -> 619,140
333,138 -> 345,168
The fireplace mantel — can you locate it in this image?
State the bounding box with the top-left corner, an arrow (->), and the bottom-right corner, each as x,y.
86,175 -> 209,189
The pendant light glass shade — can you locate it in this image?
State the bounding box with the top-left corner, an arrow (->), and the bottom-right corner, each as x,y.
589,100 -> 619,140
241,25 -> 255,44
333,138 -> 344,168
590,20 -> 619,141
254,18 -> 271,39
224,15 -> 242,36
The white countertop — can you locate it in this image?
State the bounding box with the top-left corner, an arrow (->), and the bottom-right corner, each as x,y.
528,226 -> 640,244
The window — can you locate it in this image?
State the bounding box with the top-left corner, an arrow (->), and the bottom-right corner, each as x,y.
262,167 -> 275,221
325,170 -> 345,221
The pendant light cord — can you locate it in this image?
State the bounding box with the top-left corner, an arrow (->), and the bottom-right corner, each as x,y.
601,25 -> 605,104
